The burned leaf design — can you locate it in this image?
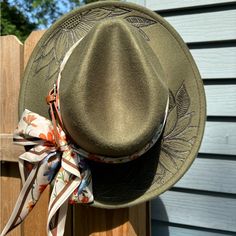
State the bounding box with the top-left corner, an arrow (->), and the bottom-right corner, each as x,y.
54,32 -> 73,62
125,16 -> 156,40
158,82 -> 195,178
102,6 -> 131,17
125,16 -> 156,28
160,151 -> 178,174
138,28 -> 150,41
164,139 -> 192,153
81,9 -> 110,21
164,106 -> 177,137
169,113 -> 192,138
34,47 -> 55,74
168,89 -> 175,112
175,126 -> 197,141
176,84 -> 190,118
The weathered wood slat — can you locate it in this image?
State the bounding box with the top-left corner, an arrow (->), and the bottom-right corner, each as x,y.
0,134 -> 24,161
151,191 -> 236,232
152,221 -> 236,236
22,31 -> 49,236
190,47 -> 236,79
205,85 -> 236,116
0,164 -> 22,236
0,35 -> 23,236
146,0 -> 236,11
175,158 -> 236,193
73,203 -> 148,236
0,36 -> 23,133
163,9 -> 236,43
200,121 -> 236,155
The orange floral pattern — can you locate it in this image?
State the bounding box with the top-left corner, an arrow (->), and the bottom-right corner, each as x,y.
23,114 -> 37,127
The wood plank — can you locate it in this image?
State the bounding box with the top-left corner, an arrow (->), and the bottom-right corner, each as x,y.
22,30 -> 49,236
64,205 -> 73,236
128,203 -> 149,236
205,85 -> 236,116
146,0 -> 236,11
0,35 -> 23,236
190,47 -> 236,79
0,163 -> 22,236
0,36 -> 23,133
200,121 -> 236,155
151,191 -> 236,232
175,158 -> 236,194
152,220 -> 236,236
0,134 -> 24,161
73,203 -> 148,236
164,9 -> 236,43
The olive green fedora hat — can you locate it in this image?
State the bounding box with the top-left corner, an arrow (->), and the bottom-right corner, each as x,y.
19,1 -> 206,208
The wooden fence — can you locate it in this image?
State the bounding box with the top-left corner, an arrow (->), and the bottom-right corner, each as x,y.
0,32 -> 149,236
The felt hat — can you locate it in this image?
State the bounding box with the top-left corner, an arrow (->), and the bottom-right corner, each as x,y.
19,1 -> 206,208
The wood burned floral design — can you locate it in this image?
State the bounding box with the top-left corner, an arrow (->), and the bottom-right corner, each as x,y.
156,83 -> 197,181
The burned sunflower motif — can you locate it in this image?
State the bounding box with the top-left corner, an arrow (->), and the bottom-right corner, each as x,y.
32,6 -> 157,82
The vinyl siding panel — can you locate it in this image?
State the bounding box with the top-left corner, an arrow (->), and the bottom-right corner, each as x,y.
164,9 -> 236,43
152,221 -> 236,236
190,47 -> 236,79
127,0 -> 236,235
146,0 -> 236,11
174,157 -> 236,194
151,191 -> 236,232
205,85 -> 236,116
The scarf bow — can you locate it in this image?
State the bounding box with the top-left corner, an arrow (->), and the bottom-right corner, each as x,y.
1,109 -> 93,236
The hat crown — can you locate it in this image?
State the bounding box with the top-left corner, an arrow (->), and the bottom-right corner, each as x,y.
59,18 -> 169,157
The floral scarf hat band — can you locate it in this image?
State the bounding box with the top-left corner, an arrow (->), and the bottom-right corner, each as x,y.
1,39 -> 169,236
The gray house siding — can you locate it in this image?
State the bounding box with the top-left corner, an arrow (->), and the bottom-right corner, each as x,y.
127,0 -> 236,235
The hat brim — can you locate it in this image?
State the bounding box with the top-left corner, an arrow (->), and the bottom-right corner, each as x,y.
19,1 -> 206,208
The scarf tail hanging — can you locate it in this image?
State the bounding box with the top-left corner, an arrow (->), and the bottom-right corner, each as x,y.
0,110 -> 93,236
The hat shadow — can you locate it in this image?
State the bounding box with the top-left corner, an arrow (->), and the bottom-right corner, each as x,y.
151,197 -> 170,236
87,138 -> 162,205
63,139 -> 167,235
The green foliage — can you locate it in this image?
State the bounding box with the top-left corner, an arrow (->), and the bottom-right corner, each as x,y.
7,0 -> 82,28
0,0 -> 112,41
1,0 -> 37,41
6,0 -> 102,28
